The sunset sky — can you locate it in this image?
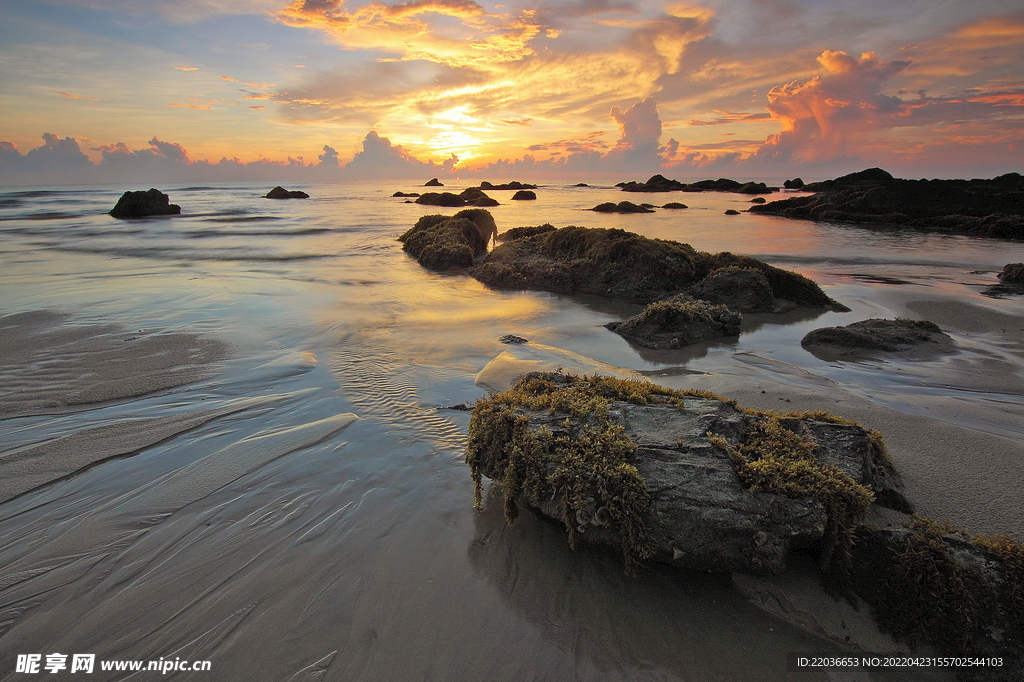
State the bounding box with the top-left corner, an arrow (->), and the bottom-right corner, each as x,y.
1,0 -> 1022,182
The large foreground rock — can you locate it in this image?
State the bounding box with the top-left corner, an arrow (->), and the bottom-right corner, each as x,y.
109,188 -> 181,219
999,262 -> 1024,284
750,168 -> 1024,239
468,373 -> 910,576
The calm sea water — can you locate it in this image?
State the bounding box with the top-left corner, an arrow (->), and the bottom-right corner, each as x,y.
1,179 -> 1022,681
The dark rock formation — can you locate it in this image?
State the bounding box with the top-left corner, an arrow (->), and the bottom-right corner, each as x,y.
661,202 -> 688,209
783,178 -> 804,189
398,208 -> 496,270
606,298 -> 741,349
511,190 -> 536,200
424,178 -> 444,186
264,186 -> 309,199
459,187 -> 500,207
480,181 -> 537,190
498,334 -> 528,344
470,225 -> 846,310
750,197 -> 766,204
751,169 -> 1024,239
574,183 -> 589,187
591,201 -> 655,213
616,175 -> 779,195
393,191 -> 420,197
724,209 -> 741,215
999,263 -> 1024,284
467,374 -> 910,575
415,192 -> 466,207
682,267 -> 778,313
109,188 -> 181,219
849,522 -> 1023,674
801,318 -> 952,353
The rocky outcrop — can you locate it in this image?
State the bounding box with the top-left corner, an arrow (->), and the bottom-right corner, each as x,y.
750,197 -> 766,204
999,263 -> 1024,284
398,208 -> 496,269
264,186 -> 309,199
511,190 -> 536,200
616,175 -> 777,194
783,178 -> 805,189
393,191 -> 420,197
415,192 -> 466,207
591,201 -> 655,213
109,188 -> 181,218
496,224 -> 557,242
750,169 -> 1024,240
470,225 -> 847,310
724,209 -> 741,215
606,298 -> 741,349
467,373 -> 910,576
662,202 -> 688,209
424,178 -> 444,186
459,187 -> 500,206
480,181 -> 537,190
801,318 -> 953,354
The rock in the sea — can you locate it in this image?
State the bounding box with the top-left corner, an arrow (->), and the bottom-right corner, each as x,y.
511,190 -> 536,200
662,202 -> 688,209
467,373 -> 909,575
616,175 -> 777,195
618,174 -> 690,192
480,181 -> 537,190
415,192 -> 466,207
591,201 -> 655,213
606,298 -> 741,349
398,208 -> 496,269
393,191 -> 420,197
264,186 -> 310,199
574,183 -> 589,187
459,187 -> 500,207
750,197 -> 766,204
724,209 -> 741,215
109,188 -> 181,219
801,318 -> 952,354
424,178 -> 444,186
998,262 -> 1024,284
470,225 -> 846,310
783,178 -> 805,189
682,267 -> 778,313
751,169 -> 1024,240
498,334 -> 528,344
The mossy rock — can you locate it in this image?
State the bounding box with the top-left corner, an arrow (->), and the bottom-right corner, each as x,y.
398,209 -> 496,270
467,372 -> 907,575
415,192 -> 465,207
802,318 -> 952,353
605,297 -> 741,349
497,224 -> 557,242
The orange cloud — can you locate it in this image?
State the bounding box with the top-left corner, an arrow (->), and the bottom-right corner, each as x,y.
174,66 -> 200,71
57,91 -> 102,101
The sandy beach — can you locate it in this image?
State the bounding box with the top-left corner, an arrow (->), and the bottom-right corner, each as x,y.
1,180 -> 1022,681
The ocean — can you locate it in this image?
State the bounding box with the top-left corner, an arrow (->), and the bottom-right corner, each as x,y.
1,179 -> 1022,680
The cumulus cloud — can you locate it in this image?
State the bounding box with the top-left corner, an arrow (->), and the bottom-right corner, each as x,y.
344,131 -> 458,177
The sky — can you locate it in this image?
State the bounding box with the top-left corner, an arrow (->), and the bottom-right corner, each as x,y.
0,0 -> 1022,184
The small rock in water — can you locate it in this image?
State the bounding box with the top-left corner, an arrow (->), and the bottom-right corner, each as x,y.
499,334 -> 529,344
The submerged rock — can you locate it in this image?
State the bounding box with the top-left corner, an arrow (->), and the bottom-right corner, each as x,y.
398,208 -> 496,270
591,201 -> 655,213
606,298 -> 741,349
511,190 -> 536,200
393,191 -> 420,197
999,262 -> 1024,284
661,202 -> 688,209
751,169 -> 1024,240
801,318 -> 953,354
724,209 -> 741,215
264,186 -> 309,199
467,373 -> 909,575
109,188 -> 181,219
